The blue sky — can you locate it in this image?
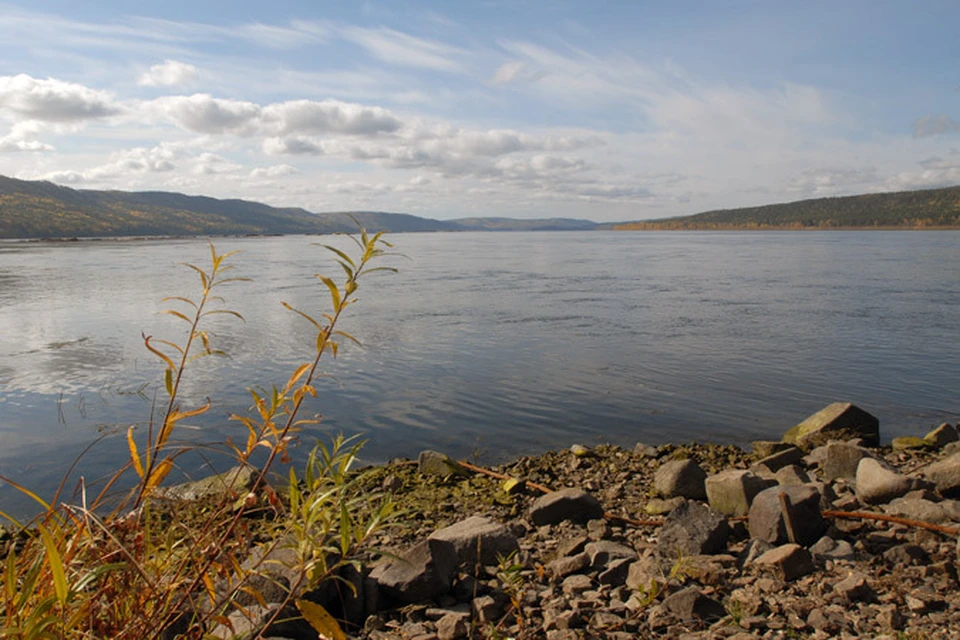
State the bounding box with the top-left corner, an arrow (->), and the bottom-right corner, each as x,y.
0,1 -> 957,221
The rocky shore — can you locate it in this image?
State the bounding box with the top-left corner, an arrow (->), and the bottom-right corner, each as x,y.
171,402 -> 960,639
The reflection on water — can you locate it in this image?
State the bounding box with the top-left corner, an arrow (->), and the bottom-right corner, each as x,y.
1,231 -> 959,515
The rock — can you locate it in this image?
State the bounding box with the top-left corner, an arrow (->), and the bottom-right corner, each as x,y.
660,586 -> 726,621
884,496 -> 947,524
783,402 -> 879,450
821,442 -> 876,481
810,536 -> 856,562
501,477 -> 526,495
570,444 -> 592,457
775,465 -> 812,486
634,442 -> 658,458
597,558 -> 632,586
436,611 -> 469,640
546,552 -> 590,579
924,423 -> 959,448
381,474 -> 403,492
748,484 -> 825,546
882,543 -> 930,566
585,541 -> 637,568
705,469 -> 772,516
752,440 -> 795,459
645,497 -> 686,515
586,518 -> 610,541
428,516 -> 519,568
625,555 -> 661,591
555,534 -> 590,558
418,450 -> 468,477
155,465 -> 256,501
369,538 -> 458,603
892,436 -> 930,451
561,574 -> 593,595
529,488 -> 605,526
752,446 -> 804,473
923,452 -> 960,497
856,458 -> 915,505
653,459 -> 707,500
833,572 -> 874,602
754,543 -> 814,581
472,595 -> 503,624
657,500 -> 729,557
738,538 -> 774,568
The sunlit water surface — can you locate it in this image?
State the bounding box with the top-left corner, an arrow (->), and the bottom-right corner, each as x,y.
1,231 -> 958,515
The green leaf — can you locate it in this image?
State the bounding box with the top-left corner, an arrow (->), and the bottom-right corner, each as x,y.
37,525 -> 68,605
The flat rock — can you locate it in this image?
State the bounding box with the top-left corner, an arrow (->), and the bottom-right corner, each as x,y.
705,468 -> 772,516
783,402 -> 879,450
657,500 -> 729,557
809,536 -> 856,561
752,446 -> 804,473
418,450 -> 468,477
645,496 -> 686,515
748,484 -> 825,546
156,465 -> 255,501
584,540 -> 638,568
369,538 -> 458,603
653,458 -> 707,500
754,543 -> 814,581
892,436 -> 930,451
923,452 -> 960,497
428,515 -> 519,567
546,552 -> 591,579
529,488 -> 605,526
774,465 -> 812,486
856,458 -> 914,505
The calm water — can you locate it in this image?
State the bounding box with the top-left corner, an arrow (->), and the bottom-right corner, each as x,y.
1,231 -> 959,514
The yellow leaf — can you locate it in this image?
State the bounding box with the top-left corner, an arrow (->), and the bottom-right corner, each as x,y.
127,426 -> 144,478
286,362 -> 312,391
38,524 -> 68,605
316,275 -> 341,310
146,457 -> 174,491
296,599 -> 346,640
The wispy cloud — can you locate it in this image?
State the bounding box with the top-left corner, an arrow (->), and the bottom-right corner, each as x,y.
342,27 -> 469,72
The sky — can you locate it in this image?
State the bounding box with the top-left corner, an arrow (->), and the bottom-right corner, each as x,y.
0,1 -> 957,222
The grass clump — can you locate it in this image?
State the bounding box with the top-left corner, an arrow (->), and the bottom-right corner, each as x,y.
1,227 -> 398,639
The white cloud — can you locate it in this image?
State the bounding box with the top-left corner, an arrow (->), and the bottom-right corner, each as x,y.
342,27 -> 467,72
0,74 -> 120,122
788,167 -> 880,196
148,94 -> 261,134
138,60 -> 199,87
249,163 -> 298,178
260,99 -> 403,136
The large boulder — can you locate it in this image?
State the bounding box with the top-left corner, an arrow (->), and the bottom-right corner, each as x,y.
429,516 -> 519,568
856,458 -> 914,505
748,484 -> 825,546
653,459 -> 707,500
657,500 -> 729,557
923,452 -> 960,498
369,538 -> 458,603
925,423 -> 959,449
529,488 -> 605,526
783,402 -> 879,450
705,469 -> 772,516
820,442 -> 876,481
754,543 -> 814,581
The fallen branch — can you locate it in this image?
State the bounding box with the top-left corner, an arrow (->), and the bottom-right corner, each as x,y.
823,509 -> 960,536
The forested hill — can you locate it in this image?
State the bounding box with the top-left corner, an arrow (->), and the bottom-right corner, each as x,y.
613,185 -> 960,230
0,175 -> 604,238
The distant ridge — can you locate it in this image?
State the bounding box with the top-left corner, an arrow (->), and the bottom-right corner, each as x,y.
612,185 -> 960,230
0,175 -> 597,239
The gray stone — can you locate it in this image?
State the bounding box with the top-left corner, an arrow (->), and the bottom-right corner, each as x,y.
418,450 -> 468,477
657,500 -> 729,557
529,488 -> 605,526
429,516 -> 519,568
653,459 -> 707,500
738,538 -> 774,568
634,442 -> 659,458
436,611 -> 469,640
754,543 -> 814,581
546,552 -> 590,579
660,586 -> 726,621
705,469 -> 772,516
775,465 -> 812,486
924,423 -> 959,448
923,452 -> 960,497
748,484 -> 825,546
584,541 -> 638,567
809,536 -> 856,561
561,574 -> 593,595
856,458 -> 914,505
753,446 -> 804,473
597,557 -> 632,586
944,441 -> 960,457
882,543 -> 930,566
833,572 -> 874,602
369,538 -> 458,603
472,595 -> 503,624
625,556 -> 661,591
821,442 -> 876,481
783,402 -> 880,450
